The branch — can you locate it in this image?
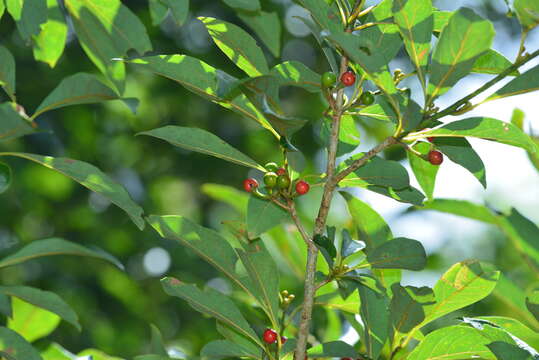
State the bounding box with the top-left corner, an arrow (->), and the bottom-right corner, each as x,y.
288,199 -> 311,247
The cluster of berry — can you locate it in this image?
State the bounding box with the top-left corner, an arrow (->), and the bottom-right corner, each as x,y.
243,162 -> 310,198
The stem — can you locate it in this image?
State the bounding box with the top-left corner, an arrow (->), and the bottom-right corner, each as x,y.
517,30 -> 529,61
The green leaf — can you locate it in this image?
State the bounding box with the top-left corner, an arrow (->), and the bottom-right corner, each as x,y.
478,316 -> 539,351
246,196 -> 288,238
514,0 -> 539,30
125,55 -> 277,137
199,17 -> 269,77
32,73 -> 134,120
0,326 -> 42,360
8,297 -> 61,342
0,103 -> 35,142
0,237 -> 123,269
367,237 -> 427,271
295,0 -> 342,34
161,277 -> 263,347
307,341 -> 360,358
341,229 -> 366,259
408,142 -> 440,200
321,115 -> 360,157
488,64 -> 539,101
358,281 -> 390,359
295,15 -> 339,73
338,154 -> 410,189
40,342 -> 76,360
201,340 -> 259,359
216,322 -> 261,357
6,0 -> 47,41
64,0 -> 152,94
222,0 -> 260,12
367,185 -> 425,206
0,45 -> 16,100
393,0 -> 433,90
472,49 -> 518,76
139,126 -> 263,171
0,161 -> 12,194
270,61 -> 321,93
488,342 -> 535,360
0,1 -> 4,20
408,325 -> 500,360
201,183 -> 249,215
133,356 -> 170,360
148,0 -> 168,26
2,286 -> 80,332
362,0 -> 403,65
238,11 -> 280,58
433,137 -> 487,188
32,0 -> 68,68
353,104 -> 394,123
76,349 -> 124,360
526,290 -> 539,322
161,0 -> 188,26
149,324 -> 167,356
0,153 -> 145,229
315,291 -> 361,314
499,208 -> 539,272
433,10 -> 452,33
0,294 -> 11,318
420,198 -> 498,223
313,234 -> 336,267
424,117 -> 538,155
427,8 -> 495,103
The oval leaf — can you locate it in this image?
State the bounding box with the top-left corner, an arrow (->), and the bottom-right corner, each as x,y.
368,237 -> 427,271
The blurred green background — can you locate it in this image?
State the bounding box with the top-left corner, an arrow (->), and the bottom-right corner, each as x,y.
1,0 -> 538,358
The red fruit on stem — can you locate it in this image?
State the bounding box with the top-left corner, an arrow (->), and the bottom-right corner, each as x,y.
340,71 -> 356,87
263,328 -> 278,344
295,180 -> 310,195
276,168 -> 287,176
428,150 -> 444,165
281,336 -> 288,344
243,178 -> 259,192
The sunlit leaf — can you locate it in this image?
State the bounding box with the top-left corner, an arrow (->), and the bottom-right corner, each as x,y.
8,297 -> 61,342
488,64 -> 539,101
77,349 -> 124,360
0,326 -> 41,360
270,61 -> 321,93
32,0 -> 68,68
338,154 -> 410,189
472,49 -> 518,76
433,10 -> 452,33
40,342 -> 77,360
514,0 -> 539,30
5,0 -> 47,41
408,142 -> 439,200
478,316 -> 539,351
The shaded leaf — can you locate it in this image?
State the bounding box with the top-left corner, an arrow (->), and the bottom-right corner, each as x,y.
526,290 -> 539,323
201,340 -> 259,359
246,196 -> 288,238
420,198 -> 498,223
408,141 -> 440,200
139,126 -> 264,170
270,61 -> 321,93
307,341 -> 359,358
222,0 -> 260,12
341,229 -> 365,259
0,103 -> 35,142
6,0 -> 47,41
0,294 -> 11,318
0,153 -> 144,229
478,316 -> 539,351
0,162 -> 12,194
338,154 -> 410,189
77,349 -> 124,360
362,0 -> 403,65
358,280 -> 390,359
488,64 -> 539,101
216,321 -> 261,357
8,297 -> 61,343
367,237 -> 427,271
0,326 -> 41,360
295,16 -> 339,73
369,185 -> 425,206
0,45 -> 16,100
148,0 -> 168,26
321,115 -> 360,157
150,324 -> 167,356
201,183 -> 249,215
238,11 -> 280,58
161,0 -> 188,26
32,0 -> 68,68
313,234 -> 336,267
432,10 -> 452,33
488,342 -> 535,360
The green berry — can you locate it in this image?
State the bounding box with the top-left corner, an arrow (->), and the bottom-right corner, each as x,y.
321,72 -> 337,88
277,174 -> 291,189
360,91 -> 375,106
265,162 -> 279,172
264,172 -> 278,188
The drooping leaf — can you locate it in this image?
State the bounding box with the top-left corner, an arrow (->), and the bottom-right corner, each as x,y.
8,297 -> 61,342
0,237 -> 123,269
199,17 -> 269,77
246,196 -> 288,238
423,117 -> 538,155
0,45 -> 16,100
161,278 -> 263,347
222,0 -> 260,12
32,0 -> 68,68
488,64 -> 539,101
427,8 -> 495,103
367,237 -> 427,271
238,11 -> 281,58
338,154 -> 410,189
139,126 -> 264,170
393,0 -> 433,90
358,280 -> 390,359
0,326 -> 42,360
307,341 -> 360,358
64,0 -> 153,94
408,141 -> 440,200
0,103 -> 35,142
5,0 -> 47,41
270,61 -> 321,93
0,153 -> 145,229
472,49 -> 518,76
514,0 -> 539,30
0,162 -> 11,195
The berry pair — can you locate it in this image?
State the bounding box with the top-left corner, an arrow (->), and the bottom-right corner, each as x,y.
262,328 -> 287,345
321,71 -> 357,88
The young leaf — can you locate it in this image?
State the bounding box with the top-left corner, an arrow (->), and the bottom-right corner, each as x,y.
5,0 -> 47,41
488,64 -> 539,101
427,8 -> 495,103
246,196 -> 288,238
338,154 -> 410,189
408,141 -> 440,200
306,341 -> 360,358
8,297 -> 61,342
358,281 -> 390,359
0,326 -> 42,360
0,237 -> 123,269
139,126 -> 264,171
64,0 -> 153,94
0,162 -> 11,195
201,340 -> 259,359
238,11 -> 281,58
0,45 -> 16,100
270,61 -> 321,93
514,0 -> 539,30
125,55 -> 277,137
199,17 -> 269,77
367,237 -> 427,271
32,0 -> 68,68
0,153 -> 145,229
393,0 -> 433,90
424,117 -> 538,155
222,0 -> 260,12
472,49 -> 518,76
161,278 -> 263,347
32,73 -> 133,120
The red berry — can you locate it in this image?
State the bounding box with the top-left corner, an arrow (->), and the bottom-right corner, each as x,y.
295,180 -> 310,195
428,150 -> 443,165
263,328 -> 277,344
281,336 -> 287,344
340,71 -> 356,87
276,168 -> 286,176
243,178 -> 259,192
427,137 -> 435,143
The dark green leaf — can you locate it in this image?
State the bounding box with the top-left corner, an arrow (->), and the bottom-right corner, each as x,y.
270,61 -> 321,93
499,208 -> 539,271
161,278 -> 263,347
488,64 -> 539,101
246,196 -> 288,238
6,0 -> 47,41
295,0 -> 342,34
199,17 -> 269,77
362,0 -> 402,65
420,198 -> 498,223
515,0 -> 539,30
295,16 -> 339,73
0,153 -> 145,229
238,11 -> 281,58
358,281 -> 390,359
472,49 -> 518,76
148,0 -> 168,26
8,297 -> 61,342
0,326 -> 41,360
0,286 -> 80,331
222,0 -> 260,12
408,141 -> 440,200
216,322 -> 261,357
0,103 -> 35,142
32,0 -> 68,68
64,0 -> 153,94
307,341 -> 360,358
367,237 -> 427,270
488,342 -> 535,360
149,324 -> 167,356
433,10 -> 452,33
201,340 -> 259,359
0,237 -> 123,269
139,126 -> 263,170
478,316 -> 539,350
313,234 -> 337,267
368,185 -> 426,206
321,115 -> 360,157
0,294 -> 11,318
0,161 -> 11,194
341,229 -> 365,258
161,0 -> 188,26
0,46 -> 16,100
427,8 -> 495,103
526,290 -> 539,322
338,154 -> 410,189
